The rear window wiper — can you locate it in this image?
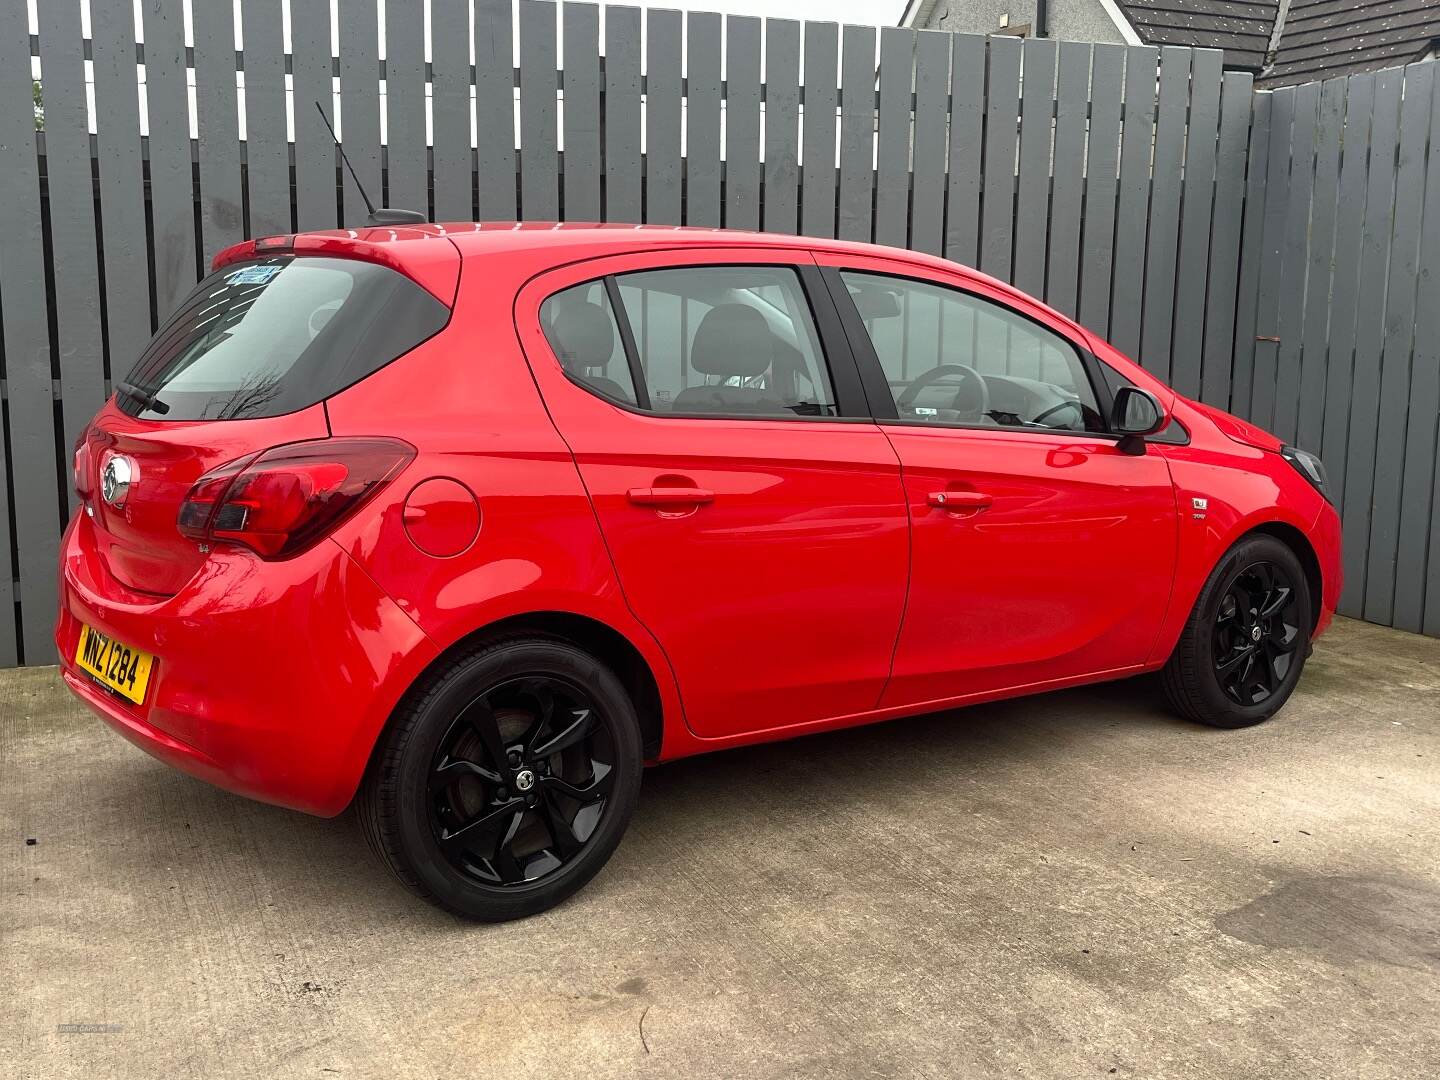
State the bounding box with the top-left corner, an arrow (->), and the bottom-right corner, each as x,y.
116,381 -> 170,415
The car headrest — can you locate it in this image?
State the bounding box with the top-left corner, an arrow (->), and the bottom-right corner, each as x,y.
847,281 -> 903,320
551,301 -> 615,371
691,304 -> 775,377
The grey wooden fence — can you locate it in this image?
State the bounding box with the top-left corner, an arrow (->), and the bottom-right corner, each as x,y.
1244,65 -> 1440,639
2,0 -> 1438,665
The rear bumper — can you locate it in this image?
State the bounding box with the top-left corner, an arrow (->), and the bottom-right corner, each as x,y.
56,512 -> 438,816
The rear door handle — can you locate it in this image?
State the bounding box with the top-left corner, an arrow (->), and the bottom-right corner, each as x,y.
627,486 -> 715,507
928,490 -> 992,512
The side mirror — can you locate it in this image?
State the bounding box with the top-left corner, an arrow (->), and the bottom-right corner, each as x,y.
1111,386 -> 1166,455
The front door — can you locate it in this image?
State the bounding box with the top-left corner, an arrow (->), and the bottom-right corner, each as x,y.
821,256 -> 1179,708
516,249 -> 910,740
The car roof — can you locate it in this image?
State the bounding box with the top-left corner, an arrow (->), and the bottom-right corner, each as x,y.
282,221 -> 1089,342
307,219 -> 985,281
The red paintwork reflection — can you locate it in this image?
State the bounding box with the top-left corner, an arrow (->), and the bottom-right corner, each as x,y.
878,424 -> 1177,707
401,477 -> 481,558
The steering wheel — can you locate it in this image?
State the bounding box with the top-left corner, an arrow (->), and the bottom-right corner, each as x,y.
1028,399 -> 1086,430
896,364 -> 989,421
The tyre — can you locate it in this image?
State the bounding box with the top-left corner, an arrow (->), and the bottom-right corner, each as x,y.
1160,534 -> 1313,729
358,636 -> 643,921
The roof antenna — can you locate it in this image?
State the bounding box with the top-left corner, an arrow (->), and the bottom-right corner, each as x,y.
314,101 -> 427,226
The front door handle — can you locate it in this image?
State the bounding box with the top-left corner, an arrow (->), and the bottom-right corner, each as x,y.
627,486 -> 715,507
928,490 -> 992,513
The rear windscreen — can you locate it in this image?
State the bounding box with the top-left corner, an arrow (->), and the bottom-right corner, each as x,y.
117,255 -> 450,420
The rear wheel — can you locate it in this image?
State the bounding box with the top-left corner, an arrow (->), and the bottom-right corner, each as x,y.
358,637 -> 642,921
1161,534 -> 1312,728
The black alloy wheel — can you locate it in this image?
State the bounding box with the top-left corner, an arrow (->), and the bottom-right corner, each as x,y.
1211,561 -> 1302,707
359,637 -> 642,921
429,675 -> 614,887
1160,533 -> 1313,728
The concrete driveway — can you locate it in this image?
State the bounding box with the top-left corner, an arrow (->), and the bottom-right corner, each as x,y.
4,616 -> 1438,1079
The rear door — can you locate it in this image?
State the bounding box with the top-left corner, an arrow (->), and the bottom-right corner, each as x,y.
515,248 -> 909,741
818,253 -> 1179,708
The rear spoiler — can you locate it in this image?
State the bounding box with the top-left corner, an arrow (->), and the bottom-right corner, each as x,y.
212,230 -> 461,306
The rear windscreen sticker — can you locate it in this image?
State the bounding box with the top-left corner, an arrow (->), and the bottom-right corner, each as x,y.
227,265 -> 284,285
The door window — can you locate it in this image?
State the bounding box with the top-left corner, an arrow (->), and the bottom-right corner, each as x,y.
840,271 -> 1104,433
616,266 -> 836,417
543,266 -> 839,418
539,280 -> 640,405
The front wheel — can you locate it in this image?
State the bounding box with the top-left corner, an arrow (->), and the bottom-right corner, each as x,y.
1161,534 -> 1312,728
358,637 -> 643,921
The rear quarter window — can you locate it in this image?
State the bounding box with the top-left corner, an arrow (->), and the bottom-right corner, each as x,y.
118,255 -> 450,420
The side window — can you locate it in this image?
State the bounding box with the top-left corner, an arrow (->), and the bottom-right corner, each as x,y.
539,281 -> 639,405
615,265 -> 838,417
840,271 -> 1104,433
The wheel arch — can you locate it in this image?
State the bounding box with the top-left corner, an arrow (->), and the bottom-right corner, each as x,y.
1149,508 -> 1328,667
1245,520 -> 1323,632
393,610 -> 668,762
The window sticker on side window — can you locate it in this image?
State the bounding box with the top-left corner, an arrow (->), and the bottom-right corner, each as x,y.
226,264 -> 284,285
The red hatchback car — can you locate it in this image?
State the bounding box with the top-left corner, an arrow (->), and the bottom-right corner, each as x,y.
60,224 -> 1340,920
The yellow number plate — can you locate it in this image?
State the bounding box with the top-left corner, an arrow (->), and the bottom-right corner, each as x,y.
75,624 -> 154,705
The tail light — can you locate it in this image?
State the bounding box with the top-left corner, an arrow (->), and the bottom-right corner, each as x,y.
177,438 -> 415,558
